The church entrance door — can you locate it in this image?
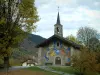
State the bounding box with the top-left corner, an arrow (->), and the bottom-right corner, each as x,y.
55,57 -> 61,65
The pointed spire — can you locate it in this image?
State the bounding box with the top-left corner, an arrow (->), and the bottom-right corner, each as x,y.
56,7 -> 61,25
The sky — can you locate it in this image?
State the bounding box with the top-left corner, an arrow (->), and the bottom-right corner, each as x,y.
32,0 -> 100,38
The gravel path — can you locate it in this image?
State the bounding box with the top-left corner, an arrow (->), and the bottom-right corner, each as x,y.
9,66 -> 30,71
37,66 -> 75,75
0,66 -> 29,72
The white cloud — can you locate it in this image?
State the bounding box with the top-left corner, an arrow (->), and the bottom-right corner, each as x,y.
75,7 -> 100,32
33,0 -> 100,38
63,29 -> 78,37
77,7 -> 100,19
55,0 -> 77,6
94,2 -> 100,6
33,30 -> 54,38
33,28 -> 78,38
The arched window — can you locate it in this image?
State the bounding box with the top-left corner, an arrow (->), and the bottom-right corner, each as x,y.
57,27 -> 59,33
57,42 -> 59,46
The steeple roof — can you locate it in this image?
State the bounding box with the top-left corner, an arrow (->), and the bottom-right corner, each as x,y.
56,11 -> 61,25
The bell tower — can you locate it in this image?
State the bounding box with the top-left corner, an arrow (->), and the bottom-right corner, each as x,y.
54,7 -> 63,37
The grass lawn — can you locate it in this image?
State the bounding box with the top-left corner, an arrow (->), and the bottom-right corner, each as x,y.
50,66 -> 100,75
0,66 -> 61,75
25,67 -> 61,75
50,66 -> 77,74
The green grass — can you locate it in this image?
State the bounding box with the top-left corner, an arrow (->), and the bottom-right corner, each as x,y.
25,66 -> 61,75
50,66 -> 100,75
25,66 -> 45,71
97,73 -> 100,75
50,66 -> 78,74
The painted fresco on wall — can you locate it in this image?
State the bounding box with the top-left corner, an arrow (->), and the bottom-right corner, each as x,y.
50,50 -> 56,56
67,58 -> 70,62
44,54 -> 49,61
61,49 -> 66,55
66,47 -> 71,63
44,48 -> 50,61
43,40 -> 71,63
54,48 -> 60,55
44,47 -> 71,57
46,47 -> 50,51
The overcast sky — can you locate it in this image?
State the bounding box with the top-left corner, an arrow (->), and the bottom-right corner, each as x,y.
32,0 -> 100,38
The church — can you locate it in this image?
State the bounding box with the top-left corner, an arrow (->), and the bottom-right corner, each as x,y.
36,11 -> 80,66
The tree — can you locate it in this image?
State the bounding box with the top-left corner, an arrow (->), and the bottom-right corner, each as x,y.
67,34 -> 81,44
77,27 -> 98,47
0,0 -> 39,70
88,37 -> 100,52
72,47 -> 100,75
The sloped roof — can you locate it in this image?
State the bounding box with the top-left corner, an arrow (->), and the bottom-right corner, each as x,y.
35,35 -> 81,49
56,12 -> 61,25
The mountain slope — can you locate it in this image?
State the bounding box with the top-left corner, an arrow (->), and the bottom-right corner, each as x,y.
11,34 -> 46,65
28,34 -> 46,45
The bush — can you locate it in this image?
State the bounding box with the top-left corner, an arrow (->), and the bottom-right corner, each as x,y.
72,47 -> 99,75
0,64 -> 4,69
75,72 -> 84,75
45,63 -> 53,66
65,63 -> 71,66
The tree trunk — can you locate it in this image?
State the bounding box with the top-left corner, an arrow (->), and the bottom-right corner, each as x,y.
4,56 -> 9,70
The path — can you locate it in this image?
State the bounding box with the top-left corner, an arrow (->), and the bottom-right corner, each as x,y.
0,66 -> 29,72
37,66 -> 75,75
9,66 -> 30,71
0,66 -> 75,75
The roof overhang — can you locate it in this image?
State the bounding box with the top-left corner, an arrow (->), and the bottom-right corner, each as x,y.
35,35 -> 81,49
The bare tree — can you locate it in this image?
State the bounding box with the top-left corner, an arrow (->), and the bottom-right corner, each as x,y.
77,27 -> 98,47
89,37 -> 100,52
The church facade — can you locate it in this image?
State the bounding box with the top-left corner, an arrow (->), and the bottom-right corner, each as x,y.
36,12 -> 80,66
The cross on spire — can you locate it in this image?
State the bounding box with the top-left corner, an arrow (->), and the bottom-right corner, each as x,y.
58,6 -> 59,12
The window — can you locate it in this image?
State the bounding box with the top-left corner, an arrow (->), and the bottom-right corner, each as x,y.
57,42 -> 59,46
57,27 -> 59,33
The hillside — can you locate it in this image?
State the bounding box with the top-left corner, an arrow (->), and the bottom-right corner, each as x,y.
28,34 -> 46,45
11,34 -> 46,65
